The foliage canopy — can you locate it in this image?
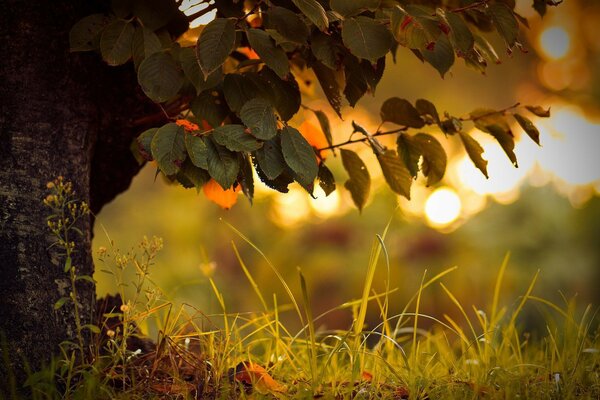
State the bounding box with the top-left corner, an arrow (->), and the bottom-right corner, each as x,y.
71,0 -> 555,210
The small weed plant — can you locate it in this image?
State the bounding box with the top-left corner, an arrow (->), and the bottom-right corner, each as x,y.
20,180 -> 600,399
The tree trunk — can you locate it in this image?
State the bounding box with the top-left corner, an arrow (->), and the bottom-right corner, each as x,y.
0,0 -> 157,390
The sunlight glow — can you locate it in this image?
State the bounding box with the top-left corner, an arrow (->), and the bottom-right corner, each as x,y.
270,187 -> 310,227
179,0 -> 217,28
425,187 -> 462,227
309,186 -> 344,219
539,27 -> 571,60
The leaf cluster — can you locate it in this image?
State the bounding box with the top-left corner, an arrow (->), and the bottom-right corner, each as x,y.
70,0 -> 555,210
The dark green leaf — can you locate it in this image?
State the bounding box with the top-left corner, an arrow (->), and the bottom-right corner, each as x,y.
331,0 -> 380,17
312,109 -> 334,149
318,163 -> 336,196
265,6 -> 309,44
137,128 -> 158,161
310,31 -> 339,69
246,29 -> 290,78
132,0 -> 181,31
488,3 -> 519,49
223,73 -> 270,113
240,98 -> 278,140
415,99 -> 440,124
254,137 -> 287,180
533,0 -> 547,17
82,324 -> 101,334
132,26 -> 162,70
361,57 -> 386,93
414,133 -> 446,186
459,131 -> 488,178
474,33 -> 501,65
75,275 -> 96,284
196,18 -> 237,77
437,9 -> 474,54
396,133 -> 421,178
343,55 -> 369,107
179,47 -> 222,94
313,61 -> 343,118
340,149 -> 370,211
185,134 -> 208,169
421,35 -> 455,78
258,68 -> 301,121
191,90 -> 229,128
151,123 -> 186,175
281,126 -> 319,185
487,125 -> 517,167
70,14 -> 113,52
212,124 -> 262,152
206,138 -> 240,189
178,158 -> 210,190
342,17 -> 392,63
380,97 -> 425,128
100,20 -> 135,66
138,52 -> 184,102
377,150 -> 412,199
390,5 -> 440,50
254,160 -> 293,193
513,113 -> 540,145
525,105 -> 551,118
292,0 -> 329,31
238,153 -> 255,204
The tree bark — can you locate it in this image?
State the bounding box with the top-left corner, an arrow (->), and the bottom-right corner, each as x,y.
0,0 -> 157,389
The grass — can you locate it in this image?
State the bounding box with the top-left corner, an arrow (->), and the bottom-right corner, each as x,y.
16,215 -> 600,399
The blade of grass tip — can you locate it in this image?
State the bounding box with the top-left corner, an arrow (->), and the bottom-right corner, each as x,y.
411,270 -> 427,370
491,252 -> 510,326
376,234 -> 393,347
209,278 -> 229,336
298,268 -> 318,389
222,219 -> 304,327
440,284 -> 480,353
231,241 -> 269,312
508,269 -> 539,329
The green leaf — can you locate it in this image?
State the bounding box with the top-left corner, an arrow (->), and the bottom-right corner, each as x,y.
459,131 -> 488,178
135,128 -> 158,162
258,68 -> 301,122
436,9 -> 474,54
254,138 -> 286,180
318,163 -> 336,196
313,61 -> 343,118
132,0 -> 181,31
185,134 -> 208,169
178,158 -> 210,190
380,97 -> 425,128
265,6 -> 309,44
488,3 -> 519,49
281,126 -> 319,185
396,133 -> 421,178
414,133 -> 446,186
179,47 -> 222,94
223,73 -> 269,113
312,109 -> 334,149
240,98 -> 278,140
342,17 -> 392,63
292,0 -> 329,32
238,153 -> 255,204
310,31 -> 339,69
132,26 -> 162,70
196,18 -> 237,78
415,99 -> 440,124
525,105 -> 551,118
331,0 -> 380,17
151,123 -> 186,175
377,150 -> 412,199
343,56 -> 369,107
82,324 -> 101,334
138,52 -> 184,103
340,149 -> 370,211
533,0 -> 547,17
100,20 -> 135,66
246,29 -> 290,78
487,125 -> 518,167
75,275 -> 96,284
212,124 -> 263,152
390,5 -> 439,50
513,113 -> 540,145
206,138 -> 240,189
421,35 -> 454,78
54,297 -> 70,310
70,14 -> 113,52
191,90 -> 229,128
64,256 -> 72,273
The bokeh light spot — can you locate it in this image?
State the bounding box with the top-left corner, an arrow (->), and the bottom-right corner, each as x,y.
425,187 -> 462,227
539,27 -> 571,60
